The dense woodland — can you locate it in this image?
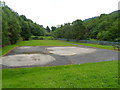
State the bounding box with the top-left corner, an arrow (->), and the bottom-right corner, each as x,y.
1,2 -> 120,47
52,11 -> 120,42
2,4 -> 47,47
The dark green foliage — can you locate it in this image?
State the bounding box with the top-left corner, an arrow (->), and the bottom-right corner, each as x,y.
52,11 -> 119,42
2,6 -> 21,46
20,21 -> 31,40
52,20 -> 86,41
46,26 -> 51,32
51,26 -> 56,32
84,11 -> 120,42
33,36 -> 40,40
31,36 -> 54,40
72,20 -> 86,41
31,36 -> 43,40
20,15 -> 46,38
2,5 -> 46,46
2,1 -> 119,47
8,19 -> 21,44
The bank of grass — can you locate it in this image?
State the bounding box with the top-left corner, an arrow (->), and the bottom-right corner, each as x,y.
1,40 -> 76,56
1,45 -> 17,56
16,40 -> 75,46
3,61 -> 118,88
66,41 -> 114,50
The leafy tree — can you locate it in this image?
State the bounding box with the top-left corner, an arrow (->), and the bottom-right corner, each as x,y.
46,26 -> 51,33
72,19 -> 86,41
84,10 -> 119,41
51,26 -> 56,32
63,23 -> 73,41
20,21 -> 31,40
2,6 -> 21,45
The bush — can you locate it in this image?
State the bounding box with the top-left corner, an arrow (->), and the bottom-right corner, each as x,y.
32,36 -> 39,40
39,37 -> 43,40
31,36 -> 55,40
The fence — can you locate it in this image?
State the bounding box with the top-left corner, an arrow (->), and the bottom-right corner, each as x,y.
57,38 -> 120,46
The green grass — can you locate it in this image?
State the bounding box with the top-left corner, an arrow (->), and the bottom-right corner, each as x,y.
2,40 -> 118,88
16,40 -> 75,46
1,40 -> 76,56
1,45 -> 17,56
0,69 -> 2,90
66,41 -> 114,50
3,61 -> 118,88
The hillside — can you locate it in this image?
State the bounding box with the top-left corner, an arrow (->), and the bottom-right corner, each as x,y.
2,5 -> 47,47
1,3 -> 120,48
52,10 -> 120,42
83,10 -> 120,41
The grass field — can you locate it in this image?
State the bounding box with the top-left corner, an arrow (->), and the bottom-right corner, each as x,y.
16,40 -> 75,46
3,61 -> 118,88
1,40 -> 119,88
66,41 -> 114,50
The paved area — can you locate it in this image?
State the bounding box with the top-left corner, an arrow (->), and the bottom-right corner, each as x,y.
1,44 -> 118,68
2,54 -> 55,67
47,47 -> 96,56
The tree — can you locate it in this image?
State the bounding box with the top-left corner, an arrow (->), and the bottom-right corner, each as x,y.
46,26 -> 50,33
2,6 -> 21,45
72,19 -> 86,41
51,26 -> 56,32
83,10 -> 119,41
8,18 -> 21,44
63,23 -> 73,41
20,21 -> 31,40
2,5 -> 47,46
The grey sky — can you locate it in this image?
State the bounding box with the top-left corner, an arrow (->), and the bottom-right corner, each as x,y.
4,0 -> 119,27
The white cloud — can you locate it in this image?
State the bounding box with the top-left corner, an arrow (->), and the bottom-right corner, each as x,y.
3,0 -> 119,27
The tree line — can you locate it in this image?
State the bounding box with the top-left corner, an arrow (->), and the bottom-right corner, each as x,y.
52,10 -> 120,42
52,20 -> 86,41
2,5 -> 47,47
1,2 -> 120,47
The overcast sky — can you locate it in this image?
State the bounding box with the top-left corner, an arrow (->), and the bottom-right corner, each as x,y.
3,0 -> 120,27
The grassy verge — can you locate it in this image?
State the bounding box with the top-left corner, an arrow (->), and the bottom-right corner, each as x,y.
0,69 -> 1,90
1,45 -> 17,56
66,41 -> 114,50
1,40 -> 76,56
16,40 -> 76,46
3,61 -> 118,88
